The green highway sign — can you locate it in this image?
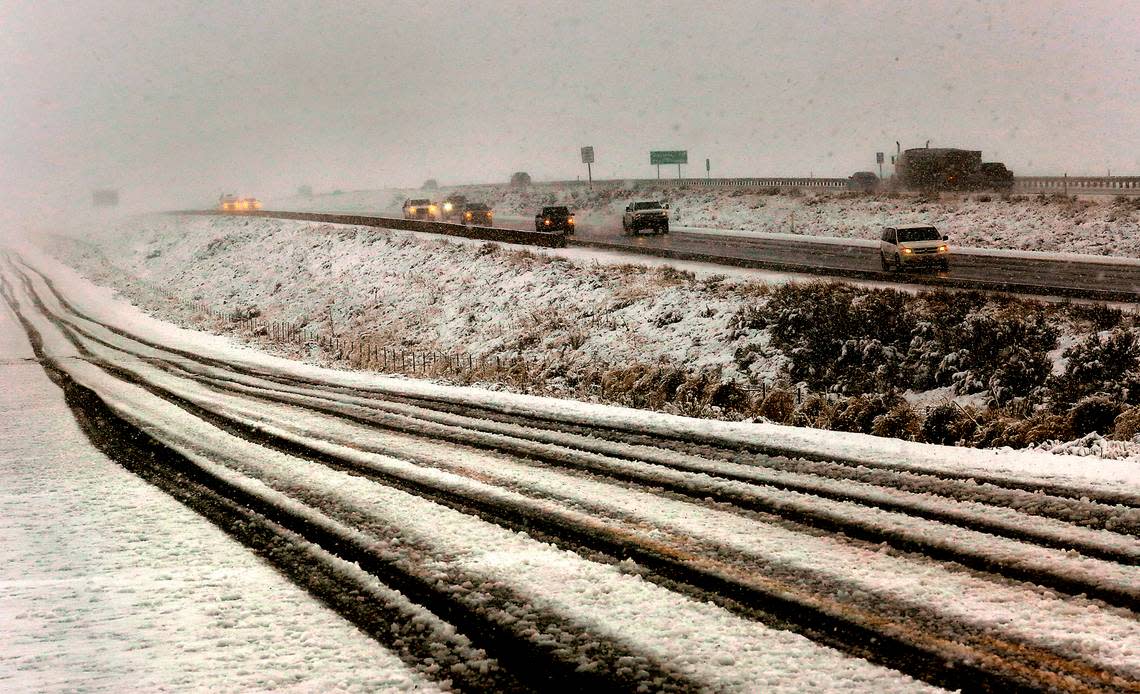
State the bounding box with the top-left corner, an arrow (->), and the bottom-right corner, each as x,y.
650,150 -> 688,165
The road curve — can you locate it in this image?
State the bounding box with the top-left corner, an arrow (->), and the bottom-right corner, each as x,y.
4,251 -> 1139,693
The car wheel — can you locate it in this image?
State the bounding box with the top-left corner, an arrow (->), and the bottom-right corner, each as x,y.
880,253 -> 890,272
941,260 -> 950,272
894,254 -> 902,271
662,224 -> 669,234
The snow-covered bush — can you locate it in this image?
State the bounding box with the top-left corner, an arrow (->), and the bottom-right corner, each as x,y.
1068,395 -> 1123,437
1049,329 -> 1140,406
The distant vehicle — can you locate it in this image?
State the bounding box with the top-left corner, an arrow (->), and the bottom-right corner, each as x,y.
463,203 -> 493,226
403,198 -> 438,220
440,194 -> 468,222
535,205 -> 575,233
894,146 -> 1014,191
848,171 -> 879,192
218,194 -> 261,212
622,200 -> 669,235
879,224 -> 950,272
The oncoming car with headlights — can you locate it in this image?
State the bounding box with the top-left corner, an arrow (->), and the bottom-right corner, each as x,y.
463,202 -> 493,226
440,194 -> 468,222
403,198 -> 438,220
880,224 -> 950,272
535,206 -> 575,234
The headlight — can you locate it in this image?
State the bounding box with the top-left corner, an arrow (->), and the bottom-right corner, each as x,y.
444,202 -> 453,211
901,247 -> 914,254
568,217 -> 575,224
409,207 -> 416,213
938,245 -> 949,253
429,205 -> 437,212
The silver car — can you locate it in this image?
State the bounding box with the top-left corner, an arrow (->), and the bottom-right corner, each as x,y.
879,224 -> 950,272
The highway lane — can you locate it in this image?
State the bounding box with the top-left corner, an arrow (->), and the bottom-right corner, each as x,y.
492,213 -> 1140,299
228,206 -> 1140,300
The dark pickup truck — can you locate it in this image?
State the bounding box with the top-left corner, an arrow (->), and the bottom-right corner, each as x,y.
535,206 -> 575,234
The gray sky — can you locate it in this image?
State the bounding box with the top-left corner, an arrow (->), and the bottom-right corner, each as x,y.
2,0 -> 1138,220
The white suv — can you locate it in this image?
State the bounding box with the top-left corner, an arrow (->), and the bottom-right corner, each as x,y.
880,225 -> 950,272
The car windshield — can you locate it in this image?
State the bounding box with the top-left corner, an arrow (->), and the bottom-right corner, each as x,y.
897,227 -> 940,242
544,207 -> 569,215
467,204 -> 488,211
408,199 -> 429,205
633,202 -> 660,210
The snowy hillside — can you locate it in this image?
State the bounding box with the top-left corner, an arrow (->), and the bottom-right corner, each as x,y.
44,213 -> 1140,457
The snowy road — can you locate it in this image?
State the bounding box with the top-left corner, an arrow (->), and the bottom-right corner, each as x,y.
262,207 -> 1140,301
3,250 -> 1140,692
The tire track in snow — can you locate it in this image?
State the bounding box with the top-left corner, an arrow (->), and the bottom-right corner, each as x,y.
9,258 -> 1140,693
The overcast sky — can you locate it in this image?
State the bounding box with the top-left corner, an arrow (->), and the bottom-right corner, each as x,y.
2,0 -> 1138,220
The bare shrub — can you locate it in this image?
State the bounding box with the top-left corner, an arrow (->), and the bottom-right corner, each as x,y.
832,395 -> 893,434
1068,395 -> 1123,437
1022,412 -> 1072,446
922,403 -> 977,445
871,402 -> 923,441
790,395 -> 835,429
654,266 -> 696,285
1111,406 -> 1140,441
1066,303 -> 1123,331
758,389 -> 796,423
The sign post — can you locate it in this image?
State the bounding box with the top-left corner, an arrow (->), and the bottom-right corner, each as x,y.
876,151 -> 884,180
580,146 -> 595,187
650,150 -> 688,180
706,158 -> 710,180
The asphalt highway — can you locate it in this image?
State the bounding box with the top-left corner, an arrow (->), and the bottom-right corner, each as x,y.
218,207 -> 1140,301
492,213 -> 1140,301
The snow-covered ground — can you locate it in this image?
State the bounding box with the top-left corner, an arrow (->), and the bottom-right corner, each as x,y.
7,246 -> 1140,692
43,213 -> 1140,461
273,184 -> 1140,259
0,297 -> 435,692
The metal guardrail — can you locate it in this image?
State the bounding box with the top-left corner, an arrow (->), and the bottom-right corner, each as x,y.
452,175 -> 1140,195
1012,176 -> 1140,195
457,177 -> 850,191
175,210 -> 567,248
